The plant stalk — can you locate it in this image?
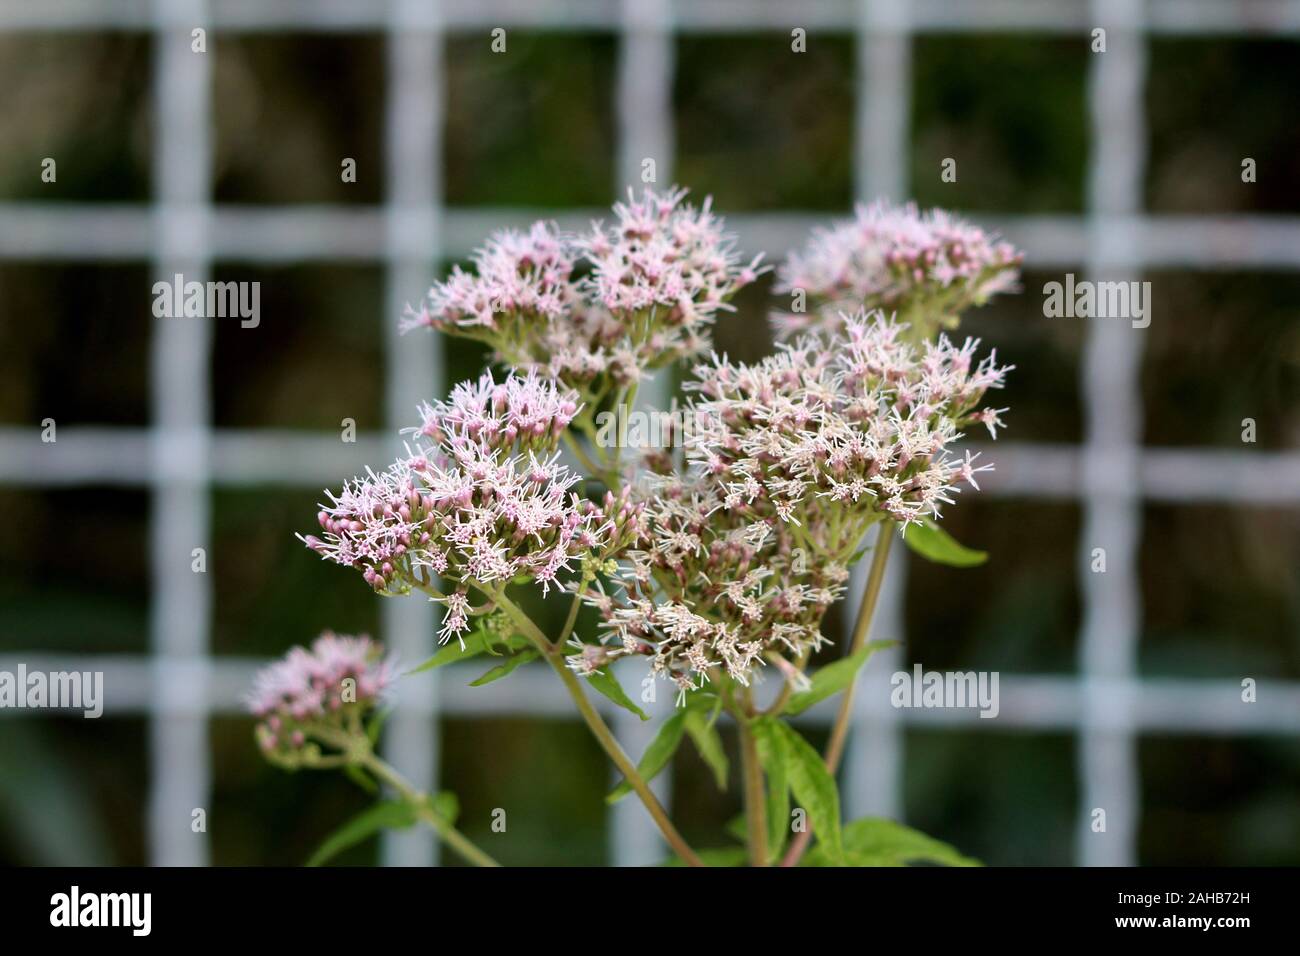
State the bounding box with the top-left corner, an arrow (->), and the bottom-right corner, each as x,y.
359,751 -> 501,868
737,700 -> 769,867
780,524 -> 895,867
493,590 -> 705,867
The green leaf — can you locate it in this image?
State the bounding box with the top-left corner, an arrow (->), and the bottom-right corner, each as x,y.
683,690 -> 722,713
305,800 -> 417,867
406,622 -> 527,675
751,717 -> 790,862
808,817 -> 981,867
773,721 -> 844,865
365,707 -> 391,746
343,763 -> 378,795
662,846 -> 748,867
406,629 -> 492,675
587,666 -> 650,721
683,708 -> 729,791
784,640 -> 896,716
606,710 -> 687,804
724,813 -> 748,844
430,791 -> 459,827
902,517 -> 988,568
469,649 -> 539,686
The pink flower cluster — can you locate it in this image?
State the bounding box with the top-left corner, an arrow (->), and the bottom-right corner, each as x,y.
402,187 -> 765,393
301,371 -> 639,645
576,472 -> 842,698
575,186 -> 766,339
402,221 -> 579,337
689,310 -> 1009,529
576,310 -> 1009,692
248,632 -> 393,754
414,369 -> 580,455
774,200 -> 1022,339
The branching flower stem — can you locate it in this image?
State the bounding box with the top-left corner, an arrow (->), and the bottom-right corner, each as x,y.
358,751 -> 502,868
307,724 -> 500,867
492,589 -> 705,867
780,526 -> 895,867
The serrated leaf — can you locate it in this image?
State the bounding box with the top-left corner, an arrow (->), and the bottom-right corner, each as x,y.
606,710 -> 687,804
587,667 -> 650,721
784,640 -> 895,716
773,721 -> 843,865
683,708 -> 729,791
751,717 -> 790,862
469,649 -> 539,686
807,817 -> 981,867
902,517 -> 987,568
305,800 -> 416,867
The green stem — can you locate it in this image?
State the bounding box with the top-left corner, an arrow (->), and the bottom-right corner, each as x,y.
555,586 -> 587,651
737,692 -> 769,867
618,381 -> 640,451
492,589 -> 704,867
780,524 -> 895,868
561,429 -> 603,479
551,656 -> 703,867
761,647 -> 811,717
359,751 -> 501,868
600,379 -> 638,494
492,589 -> 552,650
824,527 -> 895,772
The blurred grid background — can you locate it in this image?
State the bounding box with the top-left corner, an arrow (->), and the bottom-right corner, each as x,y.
1,0 -> 1298,867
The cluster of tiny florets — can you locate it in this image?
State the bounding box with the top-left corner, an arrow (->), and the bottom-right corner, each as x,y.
574,310 -> 1009,693
248,632 -> 393,756
411,220 -> 575,330
300,371 -> 638,645
574,186 -> 766,356
688,309 -> 1009,529
574,472 -> 843,699
773,200 -> 1022,339
413,369 -> 580,455
402,186 -> 765,392
284,201 -> 1017,702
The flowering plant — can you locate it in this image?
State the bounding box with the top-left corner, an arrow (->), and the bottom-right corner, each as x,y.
251,188 -> 1021,867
